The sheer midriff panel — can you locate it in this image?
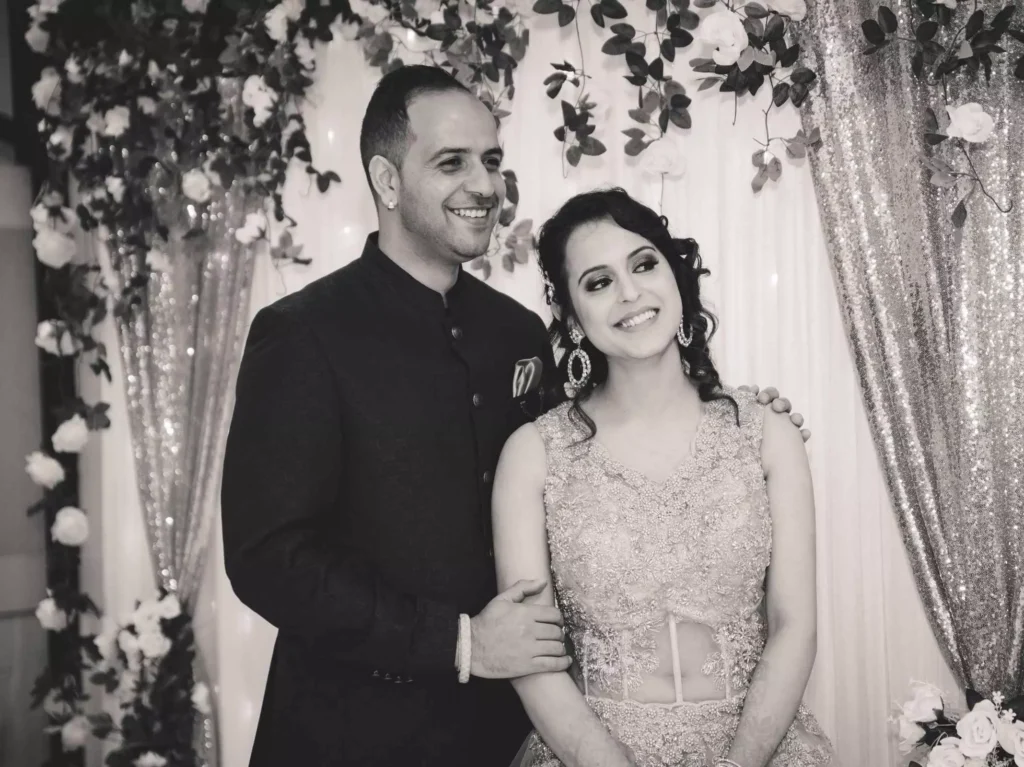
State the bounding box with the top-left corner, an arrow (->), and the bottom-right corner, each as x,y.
574,618 -> 726,705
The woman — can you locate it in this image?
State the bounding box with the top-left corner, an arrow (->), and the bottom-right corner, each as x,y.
491,189 -> 836,767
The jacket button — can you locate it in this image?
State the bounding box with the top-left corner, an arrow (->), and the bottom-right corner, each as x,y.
372,670 -> 380,678
451,326 -> 463,340
482,470 -> 493,484
384,672 -> 392,681
472,393 -> 483,407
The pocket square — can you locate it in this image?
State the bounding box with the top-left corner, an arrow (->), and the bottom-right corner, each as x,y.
512,357 -> 543,399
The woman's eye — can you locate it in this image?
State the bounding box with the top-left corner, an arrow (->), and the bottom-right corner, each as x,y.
585,277 -> 611,291
635,257 -> 657,272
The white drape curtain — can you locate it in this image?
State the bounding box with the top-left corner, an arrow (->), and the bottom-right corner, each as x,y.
84,15 -> 961,767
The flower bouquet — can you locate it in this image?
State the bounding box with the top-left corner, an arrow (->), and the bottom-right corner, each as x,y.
894,682 -> 1024,767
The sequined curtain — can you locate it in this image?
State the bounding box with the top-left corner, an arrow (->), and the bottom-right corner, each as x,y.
800,1 -> 1024,696
114,184 -> 257,765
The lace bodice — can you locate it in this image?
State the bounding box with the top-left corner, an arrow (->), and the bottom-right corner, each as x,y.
534,388 -> 772,701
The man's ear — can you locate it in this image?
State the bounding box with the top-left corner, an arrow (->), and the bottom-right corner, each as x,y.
368,154 -> 399,209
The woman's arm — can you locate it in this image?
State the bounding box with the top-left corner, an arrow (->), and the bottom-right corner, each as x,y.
492,424 -> 636,767
723,408 -> 819,767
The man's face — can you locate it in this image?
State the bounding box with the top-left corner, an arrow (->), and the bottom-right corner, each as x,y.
393,90 -> 506,266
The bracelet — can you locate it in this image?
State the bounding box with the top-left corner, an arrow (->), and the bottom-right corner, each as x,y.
457,613 -> 472,684
715,760 -> 745,767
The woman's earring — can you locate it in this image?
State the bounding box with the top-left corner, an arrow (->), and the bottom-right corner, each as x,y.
565,326 -> 591,398
676,317 -> 693,348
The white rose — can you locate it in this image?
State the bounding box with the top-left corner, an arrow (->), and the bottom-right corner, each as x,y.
265,5 -> 290,42
33,227 -> 76,269
638,138 -> 687,180
36,597 -> 68,631
998,719 -> 1024,762
156,594 -> 182,619
192,682 -> 212,715
282,0 -> 304,20
430,9 -> 446,24
242,75 -> 278,128
956,700 -> 1000,759
350,0 -> 390,24
146,248 -> 171,272
39,0 -> 64,12
897,715 -> 927,753
64,56 -> 84,84
147,60 -> 161,80
35,320 -> 76,356
105,176 -> 127,204
137,96 -> 157,115
295,35 -> 316,70
60,715 -> 90,751
182,0 -> 209,13
766,0 -> 807,20
135,753 -> 168,767
934,0 -> 957,8
86,111 -> 106,134
701,11 -> 749,67
118,50 -> 133,67
413,0 -> 436,18
52,414 -> 89,453
47,125 -> 73,159
132,600 -> 163,636
235,211 -> 267,244
51,506 -> 89,546
118,628 -> 140,657
946,103 -> 995,143
182,168 -> 213,203
927,738 -> 966,767
116,668 -> 138,699
102,105 -> 131,137
32,67 -> 62,116
25,24 -> 49,54
138,630 -> 172,660
904,681 -> 946,723
26,450 -> 65,488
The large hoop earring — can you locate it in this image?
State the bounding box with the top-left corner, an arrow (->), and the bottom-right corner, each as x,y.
565,326 -> 591,398
676,317 -> 693,348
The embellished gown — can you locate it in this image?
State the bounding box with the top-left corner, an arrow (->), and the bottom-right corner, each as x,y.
522,389 -> 835,767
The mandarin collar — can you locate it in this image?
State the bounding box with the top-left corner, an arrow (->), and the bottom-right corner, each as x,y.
361,233 -> 468,314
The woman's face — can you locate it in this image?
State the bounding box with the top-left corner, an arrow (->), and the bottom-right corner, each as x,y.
562,218 -> 683,364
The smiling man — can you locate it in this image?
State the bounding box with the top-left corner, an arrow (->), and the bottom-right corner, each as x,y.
221,66 -> 567,767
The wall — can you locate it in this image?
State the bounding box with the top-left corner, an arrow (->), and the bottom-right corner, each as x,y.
0,160 -> 47,767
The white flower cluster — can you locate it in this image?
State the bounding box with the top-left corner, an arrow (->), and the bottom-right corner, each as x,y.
25,1 -> 65,56
894,682 -> 1024,767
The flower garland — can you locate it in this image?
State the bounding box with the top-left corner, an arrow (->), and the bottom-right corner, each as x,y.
24,0 -> 353,763
533,0 -> 820,193
860,1 -> 1022,232
894,682 -> 1024,766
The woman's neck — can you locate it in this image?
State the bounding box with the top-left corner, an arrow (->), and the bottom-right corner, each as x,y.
593,348 -> 700,424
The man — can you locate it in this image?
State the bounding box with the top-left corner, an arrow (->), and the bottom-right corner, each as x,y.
221,65 -> 805,767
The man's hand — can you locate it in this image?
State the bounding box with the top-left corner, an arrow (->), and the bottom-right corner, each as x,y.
470,579 -> 570,679
737,384 -> 811,442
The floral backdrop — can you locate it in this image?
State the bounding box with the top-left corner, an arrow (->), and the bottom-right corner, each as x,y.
18,0 -> 1024,765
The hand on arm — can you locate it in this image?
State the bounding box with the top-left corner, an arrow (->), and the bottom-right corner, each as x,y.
221,307 -> 459,675
723,409 -> 819,767
490,424 -> 637,767
736,385 -> 811,442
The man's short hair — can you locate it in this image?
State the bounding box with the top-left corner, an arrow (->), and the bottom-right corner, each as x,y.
359,65 -> 473,198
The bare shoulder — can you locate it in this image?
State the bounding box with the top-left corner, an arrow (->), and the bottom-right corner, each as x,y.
496,422 -> 547,487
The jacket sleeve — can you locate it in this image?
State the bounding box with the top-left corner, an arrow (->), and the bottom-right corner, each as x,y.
221,305 -> 459,675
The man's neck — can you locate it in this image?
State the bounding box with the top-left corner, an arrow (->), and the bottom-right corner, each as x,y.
377,226 -> 459,295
